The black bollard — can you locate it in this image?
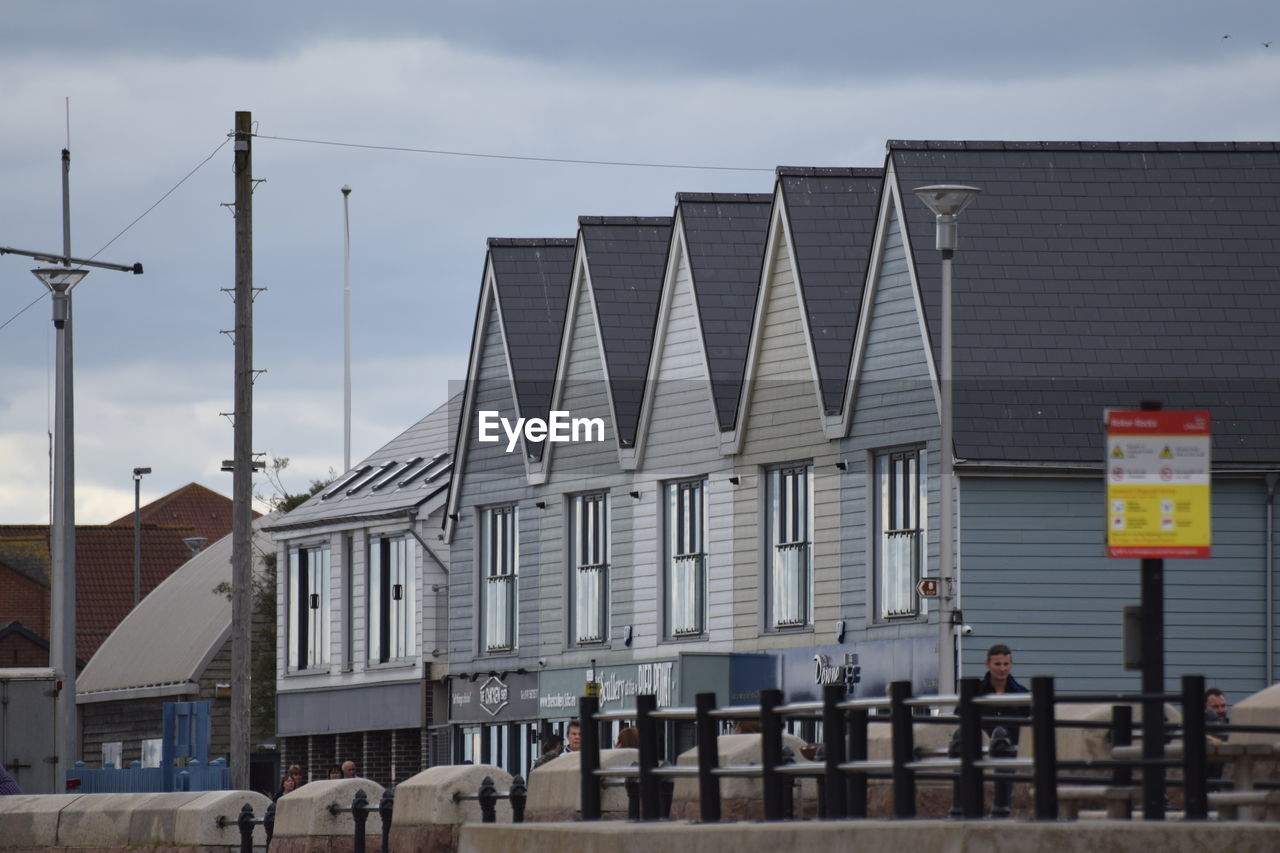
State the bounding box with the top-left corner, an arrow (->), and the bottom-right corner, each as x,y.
379,787 -> 394,852
352,789 -> 370,853
510,775 -> 527,824
236,802 -> 255,853
478,776 -> 498,824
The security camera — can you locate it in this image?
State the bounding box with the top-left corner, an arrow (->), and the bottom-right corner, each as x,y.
960,625 -> 974,636
537,658 -> 547,667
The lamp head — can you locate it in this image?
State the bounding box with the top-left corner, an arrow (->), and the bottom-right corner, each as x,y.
912,185 -> 982,252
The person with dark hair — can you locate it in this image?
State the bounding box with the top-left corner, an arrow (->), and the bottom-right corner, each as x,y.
975,643 -> 1029,743
1205,687 -> 1231,780
327,764 -> 343,780
533,734 -> 565,769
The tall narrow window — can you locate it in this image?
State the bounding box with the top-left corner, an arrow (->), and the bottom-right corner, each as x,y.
369,535 -> 415,663
666,479 -> 706,637
481,506 -> 518,652
573,493 -> 609,644
287,543 -> 331,670
768,464 -> 813,629
878,448 -> 926,619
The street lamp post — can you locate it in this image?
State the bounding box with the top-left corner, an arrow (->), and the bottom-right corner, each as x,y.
132,467 -> 151,606
913,184 -> 982,698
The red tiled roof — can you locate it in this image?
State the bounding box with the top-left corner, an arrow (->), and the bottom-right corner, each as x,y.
0,523 -> 203,667
107,482 -> 251,542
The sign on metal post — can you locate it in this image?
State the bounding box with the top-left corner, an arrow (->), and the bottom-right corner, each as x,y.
916,578 -> 939,598
1106,409 -> 1211,558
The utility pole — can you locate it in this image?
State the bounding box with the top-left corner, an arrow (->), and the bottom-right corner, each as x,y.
230,110 -> 254,791
1,148 -> 142,786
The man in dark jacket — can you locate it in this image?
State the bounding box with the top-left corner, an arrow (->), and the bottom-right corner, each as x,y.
975,643 -> 1029,745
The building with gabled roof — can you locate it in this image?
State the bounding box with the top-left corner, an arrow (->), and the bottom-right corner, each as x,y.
265,393 -> 458,784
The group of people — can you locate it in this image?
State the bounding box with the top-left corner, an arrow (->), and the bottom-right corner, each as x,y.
275,759 -> 359,800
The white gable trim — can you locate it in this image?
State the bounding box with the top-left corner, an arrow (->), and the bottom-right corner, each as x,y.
724,184 -> 827,455
842,160 -> 942,431
628,210 -> 719,471
444,256 -> 499,542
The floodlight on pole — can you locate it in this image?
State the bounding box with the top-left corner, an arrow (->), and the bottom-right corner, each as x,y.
912,184 -> 981,699
132,467 -> 151,606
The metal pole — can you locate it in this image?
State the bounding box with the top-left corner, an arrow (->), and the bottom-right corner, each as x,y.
956,676 -> 983,819
636,693 -> 659,820
133,473 -> 141,605
579,696 -> 602,820
939,248 -> 956,697
1137,401 -> 1166,820
1181,674 -> 1207,820
1031,676 -> 1058,821
889,680 -> 916,818
230,110 -> 254,791
694,692 -> 720,822
820,684 -> 847,819
341,185 -> 352,473
759,688 -> 785,821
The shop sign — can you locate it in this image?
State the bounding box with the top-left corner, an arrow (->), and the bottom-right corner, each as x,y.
778,637 -> 938,703
538,660 -> 677,715
450,670 -> 539,723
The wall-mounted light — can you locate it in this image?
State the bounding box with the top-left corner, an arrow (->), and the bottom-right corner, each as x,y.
623,625 -> 634,646
535,500 -> 547,509
448,512 -> 459,522
729,476 -> 740,486
835,460 -> 848,472
629,490 -> 640,499
835,619 -> 847,643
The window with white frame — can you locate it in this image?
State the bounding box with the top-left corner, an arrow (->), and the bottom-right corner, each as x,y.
877,448 -> 926,619
481,506 -> 518,652
666,479 -> 706,637
573,493 -> 609,644
369,534 -> 415,663
768,463 -> 813,629
101,741 -> 123,770
287,543 -> 331,670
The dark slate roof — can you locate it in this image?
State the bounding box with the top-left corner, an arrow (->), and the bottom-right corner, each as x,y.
778,168 -> 884,414
889,140 -> 1280,464
577,217 -> 673,446
488,238 -> 576,461
678,193 -> 774,430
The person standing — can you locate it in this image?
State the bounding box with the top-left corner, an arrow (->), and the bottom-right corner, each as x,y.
1205,687 -> 1230,780
341,760 -> 358,778
975,643 -> 1029,743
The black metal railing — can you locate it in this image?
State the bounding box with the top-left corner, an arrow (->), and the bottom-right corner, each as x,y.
577,673 -> 1280,823
327,788 -> 395,853
453,774 -> 527,823
215,801 -> 274,853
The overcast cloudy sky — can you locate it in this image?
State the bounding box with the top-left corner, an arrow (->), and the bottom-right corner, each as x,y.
2,1 -> 1278,523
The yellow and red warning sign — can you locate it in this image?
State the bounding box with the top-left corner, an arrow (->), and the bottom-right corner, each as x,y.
1106,410 -> 1210,558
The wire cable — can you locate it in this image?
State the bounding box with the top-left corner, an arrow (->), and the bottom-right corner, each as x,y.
255,133 -> 773,173
0,135 -> 231,333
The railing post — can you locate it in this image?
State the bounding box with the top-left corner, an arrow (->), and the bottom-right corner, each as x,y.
759,688 -> 785,821
957,676 -> 983,819
579,695 -> 602,821
235,802 -> 255,853
1031,676 -> 1058,821
889,680 -> 915,819
989,727 -> 1014,818
847,707 -> 868,818
625,767 -> 640,820
694,692 -> 721,823
658,762 -> 675,819
478,777 -> 497,824
352,789 -> 370,853
379,787 -> 394,851
636,693 -> 660,820
509,775 -> 527,824
821,684 -> 847,819
1181,674 -> 1207,820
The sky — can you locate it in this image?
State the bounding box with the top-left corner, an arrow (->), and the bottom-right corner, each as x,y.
2,1 -> 1279,524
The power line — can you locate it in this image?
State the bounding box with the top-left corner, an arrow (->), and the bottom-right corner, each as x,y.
0,135 -> 231,333
255,133 -> 773,173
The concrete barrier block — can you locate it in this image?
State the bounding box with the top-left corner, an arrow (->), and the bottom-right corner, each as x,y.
271,777 -> 386,839
1230,682 -> 1280,746
125,791 -> 206,844
394,764 -> 514,826
55,792 -> 141,847
175,790 -> 273,847
526,749 -> 633,820
671,734 -> 817,819
0,794 -> 82,847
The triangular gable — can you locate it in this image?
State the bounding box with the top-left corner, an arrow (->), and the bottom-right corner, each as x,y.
629,211 -> 718,470
841,159 -> 941,437
777,167 -> 884,431
445,240 -> 573,539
